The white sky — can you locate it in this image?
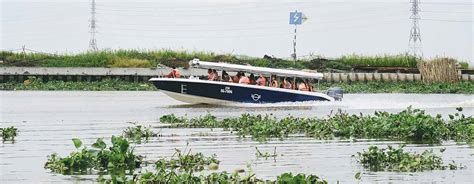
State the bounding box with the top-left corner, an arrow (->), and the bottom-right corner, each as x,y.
1,0 -> 473,64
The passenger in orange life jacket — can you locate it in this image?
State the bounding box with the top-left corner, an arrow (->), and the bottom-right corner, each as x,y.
256,74 -> 266,86
270,75 -> 278,87
165,67 -> 181,78
238,73 -> 250,84
298,79 -> 313,92
232,72 -> 242,83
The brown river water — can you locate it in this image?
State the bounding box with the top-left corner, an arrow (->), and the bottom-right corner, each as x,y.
1,91 -> 473,183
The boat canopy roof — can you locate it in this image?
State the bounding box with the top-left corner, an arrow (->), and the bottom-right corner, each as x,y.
189,59 -> 323,79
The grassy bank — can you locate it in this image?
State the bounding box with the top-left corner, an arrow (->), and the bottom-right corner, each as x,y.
0,50 -> 433,71
1,79 -> 472,94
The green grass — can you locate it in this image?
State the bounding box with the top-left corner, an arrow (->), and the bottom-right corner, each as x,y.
340,53 -> 418,68
3,49 -> 467,70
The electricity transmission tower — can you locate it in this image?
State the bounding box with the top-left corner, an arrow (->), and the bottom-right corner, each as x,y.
89,0 -> 98,51
409,0 -> 422,58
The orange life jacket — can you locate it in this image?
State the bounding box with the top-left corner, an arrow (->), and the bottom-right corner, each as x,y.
173,69 -> 181,78
298,83 -> 309,91
239,76 -> 250,84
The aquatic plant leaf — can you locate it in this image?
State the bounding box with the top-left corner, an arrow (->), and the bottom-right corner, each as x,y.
355,172 -> 361,180
72,138 -> 82,149
92,138 -> 106,150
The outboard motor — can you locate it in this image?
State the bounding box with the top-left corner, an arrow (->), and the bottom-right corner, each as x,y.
326,87 -> 343,101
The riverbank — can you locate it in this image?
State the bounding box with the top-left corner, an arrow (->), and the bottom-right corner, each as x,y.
1,79 -> 472,94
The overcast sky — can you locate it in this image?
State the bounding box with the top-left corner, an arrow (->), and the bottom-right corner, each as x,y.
1,0 -> 472,63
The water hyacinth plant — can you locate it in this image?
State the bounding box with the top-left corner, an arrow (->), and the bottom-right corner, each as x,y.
1,126 -> 18,142
123,124 -> 157,142
159,107 -> 473,143
356,145 -> 462,172
155,147 -> 220,172
44,136 -> 142,174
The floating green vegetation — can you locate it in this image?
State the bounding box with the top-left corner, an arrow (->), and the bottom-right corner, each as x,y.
356,145 -> 462,172
318,82 -> 474,94
124,169 -> 329,184
3,78 -> 472,94
123,124 -> 157,142
255,147 -> 278,160
160,107 -> 473,143
1,126 -> 18,142
44,136 -> 142,174
155,146 -> 220,172
0,78 -> 156,91
446,107 -> 474,143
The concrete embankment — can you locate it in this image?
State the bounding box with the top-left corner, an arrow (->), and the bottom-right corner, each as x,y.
1,67 -> 473,83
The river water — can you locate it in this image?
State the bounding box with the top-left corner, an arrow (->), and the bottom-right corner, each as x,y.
1,91 -> 473,183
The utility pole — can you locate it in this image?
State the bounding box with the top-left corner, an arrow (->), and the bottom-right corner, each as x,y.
409,0 -> 422,58
292,22 -> 297,62
89,0 -> 98,51
290,10 -> 305,63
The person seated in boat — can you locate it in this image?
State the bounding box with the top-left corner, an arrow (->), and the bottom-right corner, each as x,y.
281,77 -> 292,89
232,72 -> 242,83
270,75 -> 278,87
207,69 -> 212,80
210,69 -> 219,81
298,79 -> 314,92
239,73 -> 250,84
249,74 -> 257,85
221,70 -> 231,82
256,74 -> 266,86
165,67 -> 181,78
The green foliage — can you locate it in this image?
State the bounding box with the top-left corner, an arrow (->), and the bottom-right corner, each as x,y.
3,78 -> 472,94
339,54 -> 418,67
155,146 -> 220,172
130,170 -> 327,184
123,124 -> 157,142
1,126 -> 18,142
0,78 -> 156,91
106,57 -> 152,68
160,107 -> 472,143
356,145 -> 461,172
255,147 -> 278,160
1,50 -> 431,70
44,136 -> 142,174
458,62 -> 469,69
446,107 -> 474,142
318,82 -> 474,94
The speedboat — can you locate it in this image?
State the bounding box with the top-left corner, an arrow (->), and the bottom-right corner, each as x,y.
149,59 -> 342,104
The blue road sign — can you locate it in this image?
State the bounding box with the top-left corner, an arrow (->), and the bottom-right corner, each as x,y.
289,11 -> 303,25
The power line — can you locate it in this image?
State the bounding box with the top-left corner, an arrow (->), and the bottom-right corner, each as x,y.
420,18 -> 472,22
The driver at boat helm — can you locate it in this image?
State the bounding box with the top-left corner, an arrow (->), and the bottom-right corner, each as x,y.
165,67 -> 181,78
238,73 -> 250,84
